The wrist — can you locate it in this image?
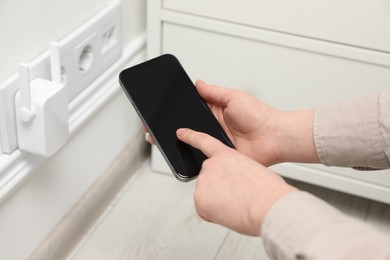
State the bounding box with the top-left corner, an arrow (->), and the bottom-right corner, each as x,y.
275,109 -> 319,164
249,176 -> 297,236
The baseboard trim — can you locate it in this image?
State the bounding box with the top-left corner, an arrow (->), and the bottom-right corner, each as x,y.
28,133 -> 150,260
271,163 -> 390,205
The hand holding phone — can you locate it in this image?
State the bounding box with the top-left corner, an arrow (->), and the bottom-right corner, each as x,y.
119,54 -> 234,181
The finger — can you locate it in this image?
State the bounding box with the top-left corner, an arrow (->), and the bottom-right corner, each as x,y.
141,124 -> 148,133
147,133 -> 156,145
142,125 -> 156,144
176,128 -> 228,157
195,80 -> 235,106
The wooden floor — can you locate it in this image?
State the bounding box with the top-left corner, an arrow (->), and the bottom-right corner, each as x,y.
68,160 -> 390,260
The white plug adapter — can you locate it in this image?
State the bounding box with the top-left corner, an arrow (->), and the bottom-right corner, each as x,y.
15,78 -> 68,157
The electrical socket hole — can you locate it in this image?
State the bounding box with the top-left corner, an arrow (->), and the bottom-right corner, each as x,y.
79,45 -> 93,72
60,66 -> 67,84
102,26 -> 116,54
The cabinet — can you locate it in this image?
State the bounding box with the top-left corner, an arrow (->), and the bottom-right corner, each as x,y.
147,0 -> 390,203
163,0 -> 390,53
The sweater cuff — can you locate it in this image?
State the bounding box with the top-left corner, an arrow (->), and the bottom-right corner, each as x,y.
261,191 -> 390,260
261,191 -> 343,259
314,93 -> 389,169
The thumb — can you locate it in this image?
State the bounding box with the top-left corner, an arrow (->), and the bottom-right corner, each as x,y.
195,80 -> 235,106
176,128 -> 229,157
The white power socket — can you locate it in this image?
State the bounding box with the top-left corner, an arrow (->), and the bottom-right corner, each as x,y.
56,1 -> 122,99
0,1 -> 122,154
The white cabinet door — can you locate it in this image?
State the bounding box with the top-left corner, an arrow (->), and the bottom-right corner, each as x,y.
155,22 -> 390,203
148,0 -> 390,202
162,23 -> 390,109
164,0 -> 390,53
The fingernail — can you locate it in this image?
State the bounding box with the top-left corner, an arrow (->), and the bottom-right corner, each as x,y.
176,128 -> 188,137
176,128 -> 184,137
196,79 -> 205,86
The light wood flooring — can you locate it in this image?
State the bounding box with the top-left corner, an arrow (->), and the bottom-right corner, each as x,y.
67,160 -> 390,260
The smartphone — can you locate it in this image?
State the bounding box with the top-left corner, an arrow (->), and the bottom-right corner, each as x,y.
119,54 -> 234,181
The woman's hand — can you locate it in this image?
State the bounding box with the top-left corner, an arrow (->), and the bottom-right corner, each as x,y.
143,79 -> 319,165
194,80 -> 319,165
177,128 -> 297,236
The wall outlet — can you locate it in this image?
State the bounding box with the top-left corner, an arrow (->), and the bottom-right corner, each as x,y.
0,1 -> 122,154
52,1 -> 122,100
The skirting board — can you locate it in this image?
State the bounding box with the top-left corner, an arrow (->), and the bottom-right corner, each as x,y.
151,146 -> 390,204
28,133 -> 150,260
271,163 -> 390,205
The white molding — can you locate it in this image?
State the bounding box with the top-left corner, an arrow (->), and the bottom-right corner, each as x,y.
29,134 -> 149,260
160,10 -> 390,68
0,34 -> 146,204
0,131 -> 2,155
152,144 -> 390,204
147,0 -> 162,59
271,163 -> 390,204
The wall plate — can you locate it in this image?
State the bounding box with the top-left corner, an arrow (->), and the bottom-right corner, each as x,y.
0,1 -> 122,154
55,1 -> 122,99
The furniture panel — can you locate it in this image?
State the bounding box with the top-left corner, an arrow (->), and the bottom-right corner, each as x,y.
164,0 -> 390,52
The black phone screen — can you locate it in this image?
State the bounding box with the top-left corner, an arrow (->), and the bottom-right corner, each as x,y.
119,54 -> 234,181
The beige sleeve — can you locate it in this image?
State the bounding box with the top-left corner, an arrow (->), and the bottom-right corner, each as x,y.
314,90 -> 390,169
261,191 -> 390,260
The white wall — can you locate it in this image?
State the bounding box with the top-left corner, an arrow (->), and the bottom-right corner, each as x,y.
0,0 -> 145,81
0,0 -> 146,259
